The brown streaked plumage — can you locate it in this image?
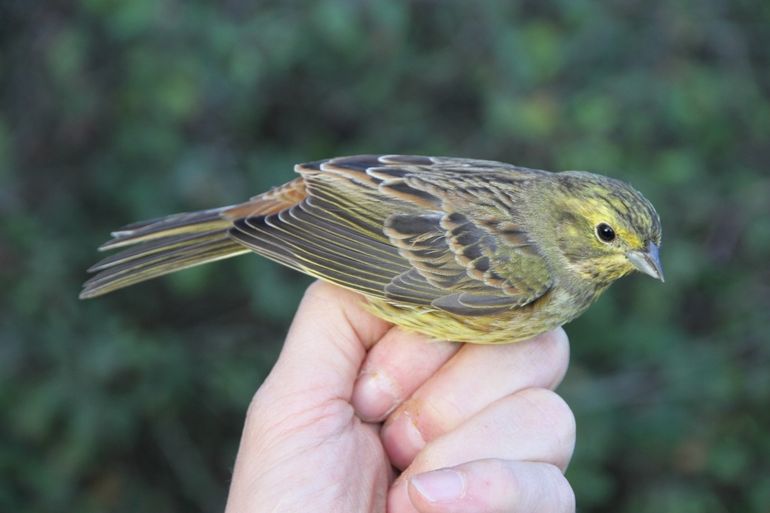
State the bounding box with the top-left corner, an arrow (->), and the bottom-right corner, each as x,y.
81,155 -> 663,344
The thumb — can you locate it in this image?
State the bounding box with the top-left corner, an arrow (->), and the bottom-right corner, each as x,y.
264,281 -> 392,401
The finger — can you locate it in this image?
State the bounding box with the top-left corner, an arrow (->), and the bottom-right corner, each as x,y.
262,280 -> 391,402
387,389 -> 576,512
352,329 -> 460,422
405,388 -> 576,479
405,460 -> 575,513
382,329 -> 569,468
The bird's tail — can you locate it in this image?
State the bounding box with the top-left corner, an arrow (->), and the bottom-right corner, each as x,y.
79,206 -> 251,299
80,178 -> 309,299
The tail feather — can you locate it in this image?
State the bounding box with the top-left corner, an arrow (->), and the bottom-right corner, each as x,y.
100,207 -> 233,250
80,178 -> 308,299
89,229 -> 231,272
80,209 -> 249,299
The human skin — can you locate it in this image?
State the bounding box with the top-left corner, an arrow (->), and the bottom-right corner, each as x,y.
224,281 -> 576,513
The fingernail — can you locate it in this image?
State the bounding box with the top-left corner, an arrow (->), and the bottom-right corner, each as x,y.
411,469 -> 466,503
381,410 -> 426,469
401,411 -> 426,449
353,371 -> 399,421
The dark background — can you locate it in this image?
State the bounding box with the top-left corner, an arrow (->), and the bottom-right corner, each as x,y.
2,1 -> 769,512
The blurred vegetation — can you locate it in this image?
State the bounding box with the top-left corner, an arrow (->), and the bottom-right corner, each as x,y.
2,1 -> 769,512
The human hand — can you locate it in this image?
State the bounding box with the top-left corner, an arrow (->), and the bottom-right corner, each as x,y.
224,281 -> 576,513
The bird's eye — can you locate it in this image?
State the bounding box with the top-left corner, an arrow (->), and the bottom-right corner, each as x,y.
596,223 -> 616,243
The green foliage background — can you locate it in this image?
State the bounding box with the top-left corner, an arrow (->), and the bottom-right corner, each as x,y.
2,1 -> 769,511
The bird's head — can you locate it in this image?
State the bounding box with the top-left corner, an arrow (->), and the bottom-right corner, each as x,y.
546,171 -> 663,286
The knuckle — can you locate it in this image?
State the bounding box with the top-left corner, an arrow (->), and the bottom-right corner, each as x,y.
419,394 -> 464,436
523,388 -> 576,435
536,328 -> 571,386
520,388 -> 577,468
549,467 -> 577,512
535,464 -> 576,512
497,460 -> 524,498
243,386 -> 271,436
301,279 -> 329,300
492,461 -> 575,512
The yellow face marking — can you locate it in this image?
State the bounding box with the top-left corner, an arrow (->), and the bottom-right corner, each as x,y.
563,197 -> 645,250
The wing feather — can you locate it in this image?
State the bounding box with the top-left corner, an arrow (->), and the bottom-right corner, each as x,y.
232,155 -> 554,315
231,216 -> 397,295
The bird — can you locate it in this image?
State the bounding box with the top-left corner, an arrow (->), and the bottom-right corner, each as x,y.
80,154 -> 663,344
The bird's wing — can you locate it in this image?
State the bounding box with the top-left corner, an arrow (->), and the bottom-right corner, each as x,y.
229,155 -> 554,315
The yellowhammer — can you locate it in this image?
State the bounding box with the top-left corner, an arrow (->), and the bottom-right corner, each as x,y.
81,155 -> 663,344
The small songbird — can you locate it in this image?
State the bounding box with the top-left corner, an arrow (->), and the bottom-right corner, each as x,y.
81,155 -> 663,344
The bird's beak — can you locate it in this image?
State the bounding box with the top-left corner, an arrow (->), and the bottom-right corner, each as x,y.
626,241 -> 664,282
